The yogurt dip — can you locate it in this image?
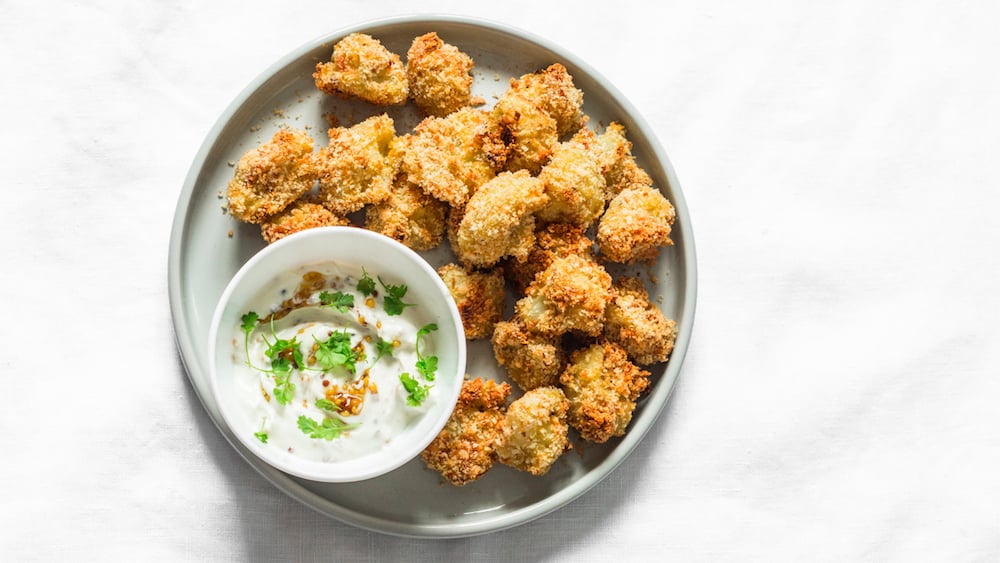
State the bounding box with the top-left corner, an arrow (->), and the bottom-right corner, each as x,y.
231,262 -> 439,463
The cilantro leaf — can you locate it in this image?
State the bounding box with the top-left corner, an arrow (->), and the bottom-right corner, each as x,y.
313,331 -> 359,374
297,415 -> 355,440
241,311 -> 259,335
315,398 -> 339,412
272,371 -> 295,405
379,276 -> 415,316
253,431 -> 268,444
319,290 -> 354,313
400,372 -> 431,407
372,337 -> 395,364
357,268 -> 376,297
416,356 -> 438,382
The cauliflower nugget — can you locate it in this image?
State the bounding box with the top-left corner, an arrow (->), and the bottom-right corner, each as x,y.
437,263 -> 505,340
365,175 -> 447,250
597,122 -> 654,200
491,320 -> 566,391
312,114 -> 400,215
514,254 -> 612,337
313,33 -> 408,105
226,129 -> 316,224
536,127 -> 607,228
406,32 -> 484,117
604,277 -> 678,365
504,223 -> 594,293
401,108 -> 507,207
560,341 -> 650,443
260,199 -> 350,244
596,183 -> 676,263
497,387 -> 570,476
421,378 -> 511,486
493,63 -> 586,174
455,170 -> 548,268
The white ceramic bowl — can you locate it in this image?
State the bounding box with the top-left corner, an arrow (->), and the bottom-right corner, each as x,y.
207,226 -> 466,482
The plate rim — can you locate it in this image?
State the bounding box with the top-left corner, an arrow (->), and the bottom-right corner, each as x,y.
168,13 -> 698,538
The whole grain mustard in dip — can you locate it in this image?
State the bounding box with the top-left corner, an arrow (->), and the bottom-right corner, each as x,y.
233,262 -> 440,462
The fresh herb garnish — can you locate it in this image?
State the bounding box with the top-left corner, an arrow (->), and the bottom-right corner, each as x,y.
415,323 -> 438,381
315,398 -> 339,412
313,330 -> 359,374
297,414 -> 354,440
241,311 -> 259,335
372,337 -> 395,364
357,268 -> 376,297
378,276 -> 415,316
254,430 -> 268,444
319,290 -> 354,313
399,372 -> 431,406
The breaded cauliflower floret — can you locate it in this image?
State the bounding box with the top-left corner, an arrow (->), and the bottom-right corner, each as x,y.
455,170 -> 547,268
227,129 -> 316,224
406,32 -> 484,117
514,254 -> 612,337
559,341 -> 650,443
401,108 -> 507,207
312,114 -> 400,215
421,378 -> 511,486
491,320 -> 566,391
536,127 -> 607,228
504,223 -> 594,293
437,263 -> 505,340
604,277 -> 678,365
497,386 -> 570,475
260,199 -> 350,244
313,33 -> 408,105
493,63 -> 585,173
596,122 -> 654,201
365,175 -> 447,250
596,183 -> 676,263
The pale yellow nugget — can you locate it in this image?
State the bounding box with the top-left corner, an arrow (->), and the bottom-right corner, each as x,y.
560,341 -> 650,443
313,33 -> 408,105
497,387 -> 571,476
406,32 -> 484,117
227,129 -> 316,224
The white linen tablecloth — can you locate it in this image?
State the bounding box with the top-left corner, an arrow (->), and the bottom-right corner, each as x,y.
2,1 -> 998,560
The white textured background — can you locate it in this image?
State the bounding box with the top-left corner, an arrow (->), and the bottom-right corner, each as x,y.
2,0 -> 998,561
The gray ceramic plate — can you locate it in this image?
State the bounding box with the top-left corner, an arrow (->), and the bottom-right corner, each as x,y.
168,15 -> 697,538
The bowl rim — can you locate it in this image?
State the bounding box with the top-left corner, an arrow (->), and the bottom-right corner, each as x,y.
206,226 -> 468,483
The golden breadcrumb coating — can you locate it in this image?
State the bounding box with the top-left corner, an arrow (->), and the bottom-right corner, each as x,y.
312,114 -> 400,215
226,129 -> 316,224
514,254 -> 612,337
421,378 -> 511,486
497,386 -> 570,475
455,170 -> 548,268
559,341 -> 650,443
514,63 -> 586,137
603,277 -> 678,365
491,320 -> 566,391
596,183 -> 676,263
401,108 -> 507,207
365,175 -> 447,250
493,94 -> 558,175
536,127 -> 607,228
260,199 -> 350,244
503,223 -> 594,293
437,263 -> 505,340
597,122 -> 653,200
313,33 -> 408,105
406,32 -> 484,117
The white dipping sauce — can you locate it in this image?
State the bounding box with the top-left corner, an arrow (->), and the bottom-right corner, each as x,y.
231,262 -> 436,462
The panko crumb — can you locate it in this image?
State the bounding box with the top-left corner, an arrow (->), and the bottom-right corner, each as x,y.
497,386 -> 571,476
514,254 -> 612,337
536,127 -> 607,228
421,378 -> 511,486
503,223 -> 595,293
365,175 -> 447,250
401,108 -> 507,207
455,170 -> 548,268
406,32 -> 485,117
226,129 -> 316,224
260,199 -> 351,244
312,114 -> 400,215
603,277 -> 677,365
560,341 -> 650,443
597,183 -> 676,263
437,263 -> 505,340
313,33 -> 408,105
491,320 -> 566,391
597,122 -> 654,200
